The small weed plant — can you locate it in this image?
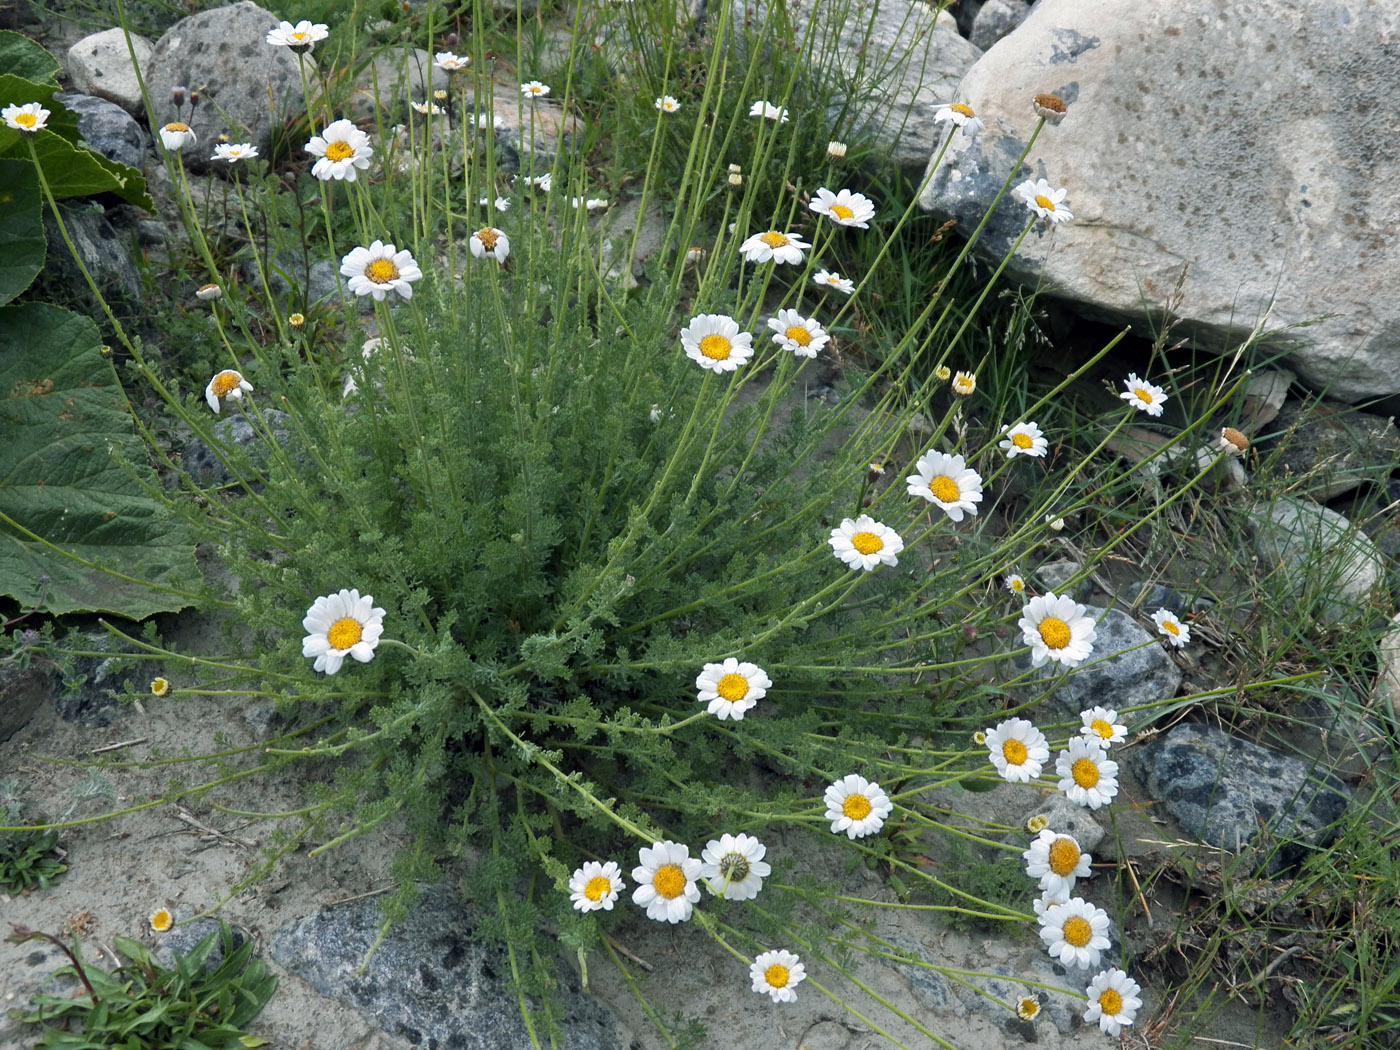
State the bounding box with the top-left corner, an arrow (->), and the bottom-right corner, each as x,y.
7,922 -> 278,1049
7,0 -> 1392,1045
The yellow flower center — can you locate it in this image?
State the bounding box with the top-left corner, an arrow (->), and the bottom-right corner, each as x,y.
1062,916 -> 1092,947
1091,718 -> 1114,739
1072,757 -> 1100,789
584,875 -> 611,901
327,616 -> 363,650
14,112 -> 37,128
211,370 -> 242,397
1017,998 -> 1040,1020
150,677 -> 170,696
150,909 -> 173,931
1034,194 -> 1055,211
716,673 -> 749,701
1001,739 -> 1027,765
842,793 -> 872,820
1134,387 -> 1154,404
1010,578 -> 1025,592
1098,988 -> 1123,1015
1161,618 -> 1180,636
325,139 -> 355,162
851,531 -> 883,555
759,232 -> 789,248
698,334 -> 732,360
1012,432 -> 1033,449
290,31 -> 308,41
652,863 -> 686,899
764,963 -> 790,988
785,325 -> 812,347
831,204 -> 854,220
1047,837 -> 1081,876
928,475 -> 960,503
366,258 -> 399,284
165,122 -> 189,133
1037,616 -> 1071,650
476,228 -> 499,251
950,103 -> 975,118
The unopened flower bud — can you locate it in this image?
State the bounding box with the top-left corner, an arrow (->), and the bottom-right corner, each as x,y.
827,140 -> 847,159
171,85 -> 186,107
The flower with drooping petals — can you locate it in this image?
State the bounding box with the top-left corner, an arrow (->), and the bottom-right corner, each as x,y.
159,122 -> 196,151
470,227 -> 510,264
748,99 -> 788,122
204,369 -> 252,413
933,101 -> 984,138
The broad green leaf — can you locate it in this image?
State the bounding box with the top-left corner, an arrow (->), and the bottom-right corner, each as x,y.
0,302 -> 200,618
27,128 -> 154,211
0,30 -> 60,85
0,74 -> 64,159
0,159 -> 44,304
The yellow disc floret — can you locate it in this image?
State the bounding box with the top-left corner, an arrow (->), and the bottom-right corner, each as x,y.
327,617 -> 363,651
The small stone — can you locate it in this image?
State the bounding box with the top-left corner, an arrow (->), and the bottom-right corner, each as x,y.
66,28 -> 155,115
970,0 -> 1030,50
53,92 -> 150,169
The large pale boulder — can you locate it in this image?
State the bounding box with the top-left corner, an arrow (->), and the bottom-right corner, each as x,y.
66,27 -> 155,115
146,1 -> 313,173
918,0 -> 1400,403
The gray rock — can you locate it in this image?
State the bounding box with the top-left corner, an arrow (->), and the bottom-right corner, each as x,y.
269,885 -> 624,1050
53,92 -> 149,170
66,27 -> 155,115
41,204 -> 141,303
181,409 -> 294,487
970,0 -> 1029,51
1123,581 -> 1213,616
146,2 -> 313,173
918,0 -> 1400,404
0,667 -> 52,743
1133,722 -> 1352,873
307,259 -> 348,305
1031,606 -> 1182,714
1268,400 -> 1400,501
1245,496 -> 1386,627
1025,795 -> 1104,853
599,196 -> 667,289
1375,611 -> 1400,723
153,918 -> 248,972
349,47 -> 446,121
1035,559 -> 1085,598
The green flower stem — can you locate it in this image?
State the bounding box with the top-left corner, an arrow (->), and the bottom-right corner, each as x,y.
91,620 -> 306,682
264,710 -> 416,758
472,688 -> 659,843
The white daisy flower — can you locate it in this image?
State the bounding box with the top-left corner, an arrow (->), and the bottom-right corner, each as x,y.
340,240 -> 423,301
823,773 -> 893,839
479,196 -> 511,212
584,198 -> 609,211
568,860 -> 624,912
680,313 -> 754,373
809,187 -> 875,229
932,101 -> 984,138
1056,738 -> 1119,809
411,100 -> 444,115
750,949 -> 805,1002
630,840 -> 701,923
1018,591 -> 1097,668
434,51 -> 469,72
204,369 -> 252,413
738,230 -> 810,265
655,95 -> 681,113
469,227 -> 510,264
828,515 -> 903,571
812,270 -> 855,294
3,102 -> 49,134
1016,996 -> 1041,1022
951,370 -> 976,396
1000,421 -> 1048,459
520,80 -> 550,98
748,99 -> 789,122
1218,426 -> 1248,457
1120,373 -> 1168,415
1032,886 -> 1071,916
211,142 -> 258,163
906,450 -> 983,523
476,112 -> 507,130
266,19 -> 328,50
694,658 -> 771,721
1014,178 -> 1073,224
1152,608 -> 1190,646
699,833 -> 770,899
984,718 -> 1049,783
767,309 -> 830,358
514,172 -> 552,191
301,588 -> 387,675
1005,573 -> 1027,598
159,122 -> 196,151
1079,706 -> 1127,746
1022,829 -> 1093,897
1039,896 -> 1111,969
306,119 -> 373,182
1045,513 -> 1066,531
1084,968 -> 1144,1037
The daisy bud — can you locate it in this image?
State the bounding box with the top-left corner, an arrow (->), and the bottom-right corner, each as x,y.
189,90 -> 200,110
728,170 -> 743,188
1032,93 -> 1068,124
196,283 -> 222,301
933,364 -> 951,382
445,31 -> 458,46
171,85 -> 185,107
827,140 -> 847,159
